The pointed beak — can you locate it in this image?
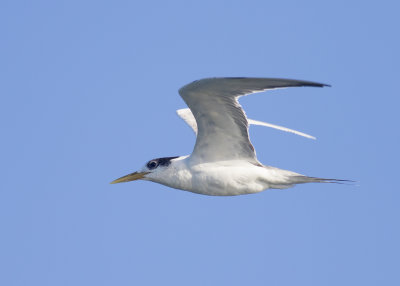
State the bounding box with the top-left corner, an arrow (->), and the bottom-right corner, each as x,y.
110,171 -> 149,184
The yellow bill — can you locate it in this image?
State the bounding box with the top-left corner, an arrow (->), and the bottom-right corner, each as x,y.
110,171 -> 149,184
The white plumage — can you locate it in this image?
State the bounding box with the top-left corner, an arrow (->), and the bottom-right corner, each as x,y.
111,77 -> 347,196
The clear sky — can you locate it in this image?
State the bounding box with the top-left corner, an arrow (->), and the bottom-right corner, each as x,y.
1,0 -> 399,285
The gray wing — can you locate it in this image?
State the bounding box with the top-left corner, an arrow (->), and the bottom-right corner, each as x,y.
176,108 -> 316,140
179,77 -> 328,164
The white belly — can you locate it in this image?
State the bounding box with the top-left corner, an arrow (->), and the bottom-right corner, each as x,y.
147,157 -> 301,196
184,161 -> 289,196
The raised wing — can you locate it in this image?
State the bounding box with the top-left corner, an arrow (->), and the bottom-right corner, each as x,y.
179,77 -> 328,164
176,108 -> 316,140
176,108 -> 198,133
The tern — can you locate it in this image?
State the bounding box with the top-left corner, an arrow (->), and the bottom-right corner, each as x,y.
111,77 -> 347,196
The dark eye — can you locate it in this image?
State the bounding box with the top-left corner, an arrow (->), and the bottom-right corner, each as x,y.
147,160 -> 159,169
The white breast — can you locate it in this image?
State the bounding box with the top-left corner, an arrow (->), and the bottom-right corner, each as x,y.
156,158 -> 276,196
192,164 -> 269,196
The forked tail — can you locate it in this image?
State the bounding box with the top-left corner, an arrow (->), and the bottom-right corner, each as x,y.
291,176 -> 355,185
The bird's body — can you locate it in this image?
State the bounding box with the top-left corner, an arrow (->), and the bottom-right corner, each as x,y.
144,157 -> 303,196
140,156 -> 336,196
111,77 -> 347,196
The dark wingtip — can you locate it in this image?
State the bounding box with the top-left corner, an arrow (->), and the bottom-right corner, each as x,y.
302,82 -> 331,88
271,78 -> 330,89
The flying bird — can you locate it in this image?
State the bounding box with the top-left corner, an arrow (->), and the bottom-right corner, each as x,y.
111,77 -> 347,196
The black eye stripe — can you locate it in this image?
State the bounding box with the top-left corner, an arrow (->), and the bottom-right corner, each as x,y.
146,156 -> 179,169
157,156 -> 179,166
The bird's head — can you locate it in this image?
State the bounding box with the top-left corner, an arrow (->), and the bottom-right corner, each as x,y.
110,156 -> 180,184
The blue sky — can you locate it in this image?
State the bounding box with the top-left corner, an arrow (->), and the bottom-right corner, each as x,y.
1,0 -> 399,285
